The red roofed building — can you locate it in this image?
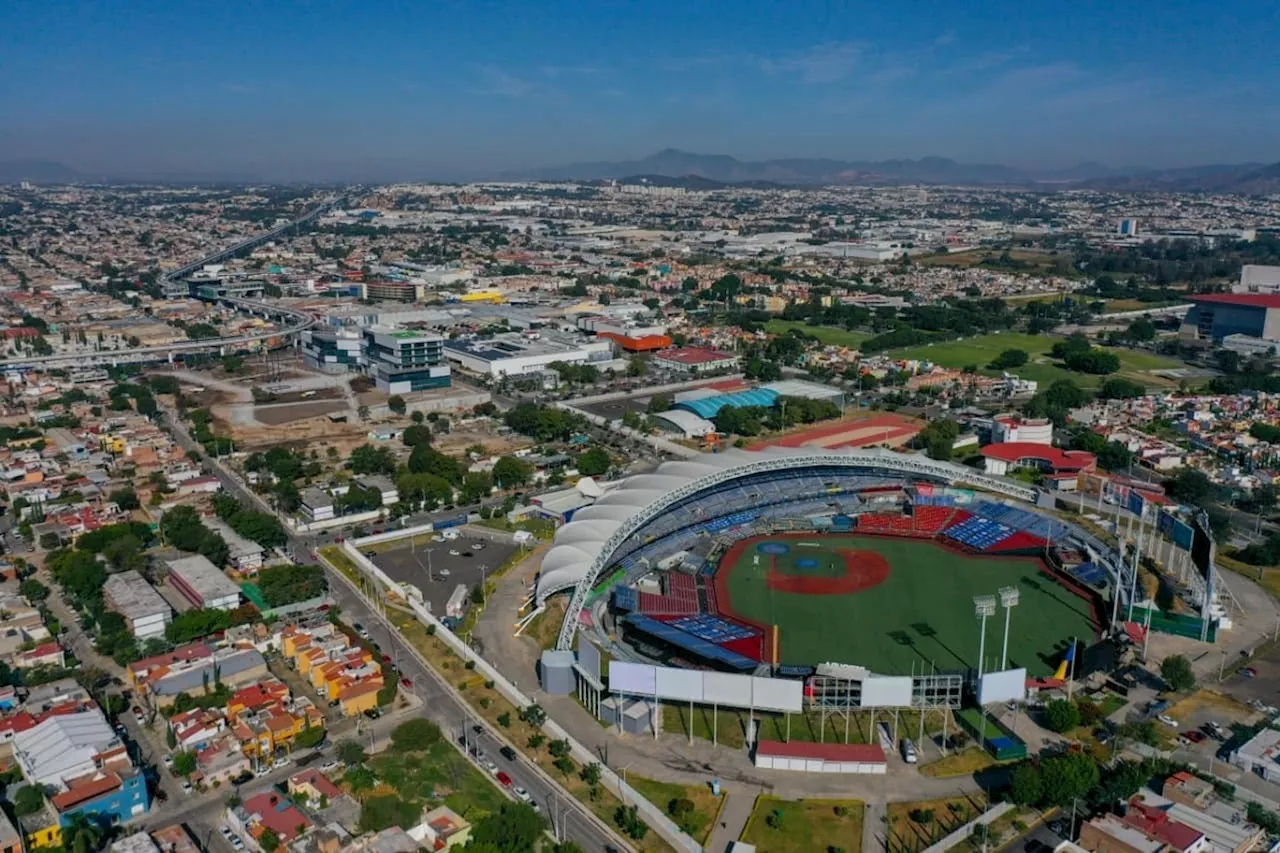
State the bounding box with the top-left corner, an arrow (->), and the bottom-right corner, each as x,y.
1121,802 -> 1210,853
238,791 -> 312,845
753,739 -> 887,774
1183,292 -> 1280,342
652,347 -> 740,374
980,442 -> 1096,484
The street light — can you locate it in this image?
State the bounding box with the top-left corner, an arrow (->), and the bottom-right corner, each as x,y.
998,586 -> 1020,671
974,595 -> 996,679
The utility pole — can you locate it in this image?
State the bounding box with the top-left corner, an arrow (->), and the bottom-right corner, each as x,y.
974,595 -> 996,679
999,586 -> 1020,670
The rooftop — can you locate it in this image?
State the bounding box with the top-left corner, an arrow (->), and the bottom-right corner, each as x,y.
1186,293 -> 1280,309
654,346 -> 737,365
755,739 -> 886,763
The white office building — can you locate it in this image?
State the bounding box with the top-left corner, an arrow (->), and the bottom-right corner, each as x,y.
103,571 -> 172,640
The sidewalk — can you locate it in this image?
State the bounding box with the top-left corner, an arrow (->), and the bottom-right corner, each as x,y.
706,787 -> 761,853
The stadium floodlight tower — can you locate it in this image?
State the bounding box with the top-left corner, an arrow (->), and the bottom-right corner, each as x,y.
973,595 -> 997,679
998,586 -> 1021,670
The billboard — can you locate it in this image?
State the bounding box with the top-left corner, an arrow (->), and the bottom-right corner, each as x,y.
609,661 -> 656,695
577,636 -> 601,681
609,662 -> 802,713
1159,510 -> 1195,550
859,676 -> 914,708
1190,510 -> 1215,582
655,667 -> 704,703
976,668 -> 1027,705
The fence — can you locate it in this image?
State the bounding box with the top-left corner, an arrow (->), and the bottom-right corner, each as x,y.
336,539 -> 701,853
921,803 -> 1014,853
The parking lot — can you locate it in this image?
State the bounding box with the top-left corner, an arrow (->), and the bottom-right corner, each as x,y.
370,534 -> 519,618
1219,641 -> 1280,709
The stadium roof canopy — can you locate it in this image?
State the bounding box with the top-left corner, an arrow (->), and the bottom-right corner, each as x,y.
650,408 -> 716,438
540,446 -> 1042,650
675,388 -> 779,419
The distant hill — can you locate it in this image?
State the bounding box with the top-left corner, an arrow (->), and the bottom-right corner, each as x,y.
512,148 -> 1278,193
0,160 -> 83,184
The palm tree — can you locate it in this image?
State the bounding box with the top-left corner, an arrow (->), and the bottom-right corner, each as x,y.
63,814 -> 104,853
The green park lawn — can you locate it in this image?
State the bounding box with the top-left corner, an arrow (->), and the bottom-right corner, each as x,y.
741,797 -> 864,853
885,331 -> 1184,389
766,318 -> 871,349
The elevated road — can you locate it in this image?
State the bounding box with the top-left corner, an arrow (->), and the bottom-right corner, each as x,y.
0,196 -> 345,371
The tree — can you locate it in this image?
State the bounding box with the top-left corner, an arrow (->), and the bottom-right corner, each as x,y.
989,348 -> 1028,370
1161,655 -> 1197,692
337,740 -> 367,766
460,471 -> 493,504
1164,468 -> 1215,507
166,724 -> 178,750
63,813 -> 104,853
349,444 -> 396,476
390,718 -> 442,751
520,704 -> 547,727
1040,753 -> 1100,806
13,784 -> 44,816
387,395 -> 406,415
1044,699 -> 1081,733
402,423 -> 432,447
19,579 -> 48,602
172,750 -> 197,777
647,394 -> 673,414
576,447 -> 611,477
492,456 -> 533,490
467,803 -> 546,850
1097,377 -> 1145,400
110,488 -> 140,510
581,761 -> 602,791
917,419 -> 960,461
258,829 -> 281,853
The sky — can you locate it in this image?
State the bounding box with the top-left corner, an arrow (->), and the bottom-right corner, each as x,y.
1,0 -> 1277,180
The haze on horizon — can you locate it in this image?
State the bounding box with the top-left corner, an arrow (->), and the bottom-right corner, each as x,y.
2,0 -> 1276,181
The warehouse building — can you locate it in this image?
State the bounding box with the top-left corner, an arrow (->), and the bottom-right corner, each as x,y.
103,571 -> 172,641
443,331 -> 615,377
165,555 -> 242,611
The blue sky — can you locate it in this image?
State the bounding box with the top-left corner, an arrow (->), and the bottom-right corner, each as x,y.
1,0 -> 1276,179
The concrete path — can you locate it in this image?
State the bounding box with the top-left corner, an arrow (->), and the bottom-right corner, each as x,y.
706,786 -> 761,853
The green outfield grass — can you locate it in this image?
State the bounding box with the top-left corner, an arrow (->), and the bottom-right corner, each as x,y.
885,331 -> 1184,389
766,318 -> 871,349
720,535 -> 1095,676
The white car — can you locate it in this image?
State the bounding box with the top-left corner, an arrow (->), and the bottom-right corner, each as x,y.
320,760 -> 341,773
513,786 -> 531,802
438,568 -> 451,578
1158,714 -> 1178,727
181,780 -> 193,795
219,827 -> 233,840
449,549 -> 461,556
273,756 -> 290,769
431,535 -> 444,542
230,837 -> 243,851
162,754 -> 173,767
483,759 -> 499,775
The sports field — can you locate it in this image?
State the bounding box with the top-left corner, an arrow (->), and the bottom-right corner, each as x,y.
716,534 -> 1096,677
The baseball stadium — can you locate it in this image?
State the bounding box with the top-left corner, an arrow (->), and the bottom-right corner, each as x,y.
535,448 -> 1135,701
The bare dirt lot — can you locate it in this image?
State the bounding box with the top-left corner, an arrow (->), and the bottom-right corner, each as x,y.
253,400 -> 349,425
432,421 -> 532,457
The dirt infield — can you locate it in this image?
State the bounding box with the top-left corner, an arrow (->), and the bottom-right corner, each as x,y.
766,548 -> 891,595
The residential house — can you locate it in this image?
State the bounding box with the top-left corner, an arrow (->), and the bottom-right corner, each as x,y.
412,806 -> 471,852
231,791 -> 313,850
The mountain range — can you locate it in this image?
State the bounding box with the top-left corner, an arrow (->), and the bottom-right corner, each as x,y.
3,150 -> 1279,194
513,148 -> 1280,194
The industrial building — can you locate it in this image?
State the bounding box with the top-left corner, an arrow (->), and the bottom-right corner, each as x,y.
361,327 -> 452,394
165,555 -> 242,611
992,416 -> 1053,445
443,331 -> 615,377
102,571 -> 172,641
11,710 -> 127,790
1181,293 -> 1280,342
652,347 -> 740,374
1237,264 -> 1280,295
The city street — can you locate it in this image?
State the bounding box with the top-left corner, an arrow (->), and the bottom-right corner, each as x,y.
157,406 -> 631,852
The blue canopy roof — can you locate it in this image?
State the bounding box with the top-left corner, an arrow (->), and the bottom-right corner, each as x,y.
674,388 -> 779,419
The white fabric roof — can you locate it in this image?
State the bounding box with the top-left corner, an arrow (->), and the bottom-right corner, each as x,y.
12,709 -> 119,790
536,446 -> 1041,611
650,409 -> 715,437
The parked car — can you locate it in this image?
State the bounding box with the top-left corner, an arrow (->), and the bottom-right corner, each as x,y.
181,780 -> 193,795
449,549 -> 461,556
273,756 -> 290,769
483,760 -> 499,775
462,551 -> 473,557
1239,666 -> 1258,678
320,760 -> 341,773
901,739 -> 918,764
401,677 -> 412,688
1158,714 -> 1178,728
496,771 -> 513,787
513,786 -> 531,802
1180,730 -> 1206,744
